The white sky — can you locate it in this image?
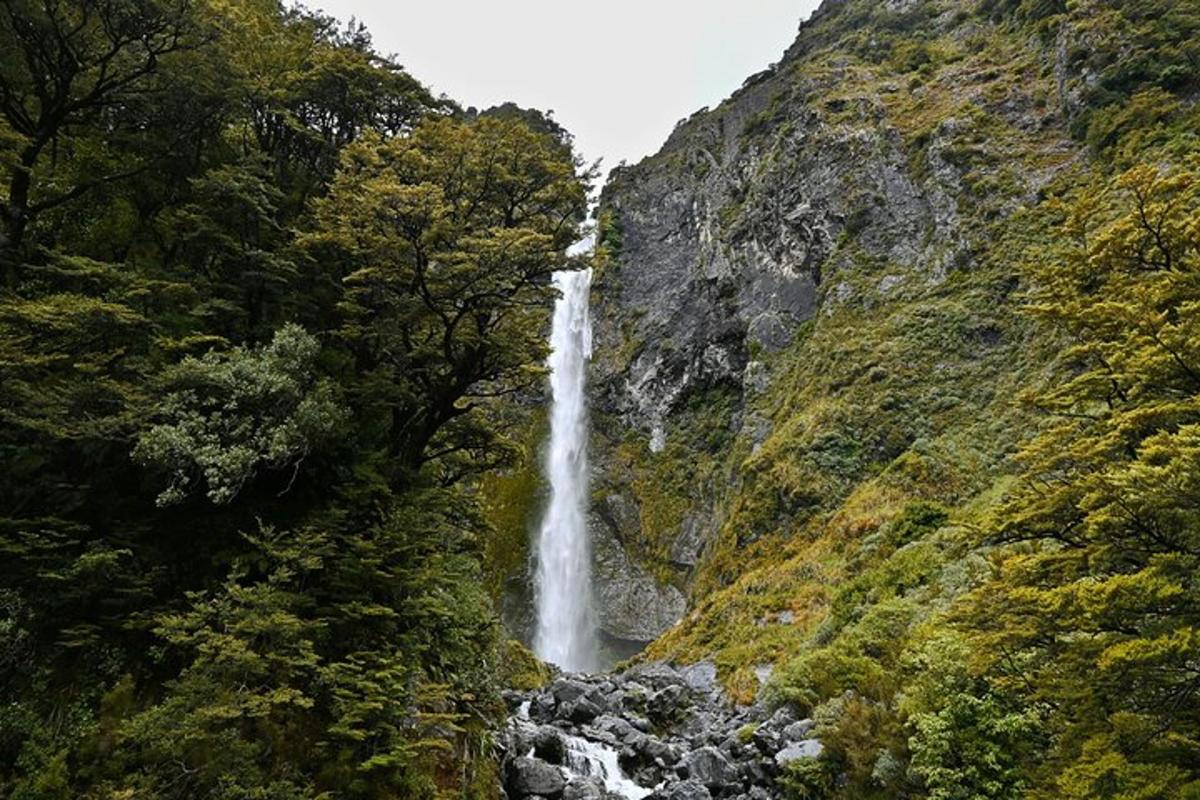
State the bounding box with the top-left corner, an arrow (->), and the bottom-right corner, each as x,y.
312,1 -> 823,175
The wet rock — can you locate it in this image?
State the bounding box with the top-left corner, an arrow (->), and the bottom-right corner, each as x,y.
563,696 -> 603,725
592,714 -> 635,740
647,684 -> 686,724
530,692 -> 557,723
534,726 -> 567,765
660,780 -> 712,800
504,663 -> 818,799
551,678 -> 592,705
563,776 -> 606,800
678,746 -> 736,789
591,518 -> 687,643
507,756 -> 566,798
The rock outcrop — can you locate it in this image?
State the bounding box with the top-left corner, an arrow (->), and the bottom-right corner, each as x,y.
587,0 -> 1081,590
591,511 -> 686,644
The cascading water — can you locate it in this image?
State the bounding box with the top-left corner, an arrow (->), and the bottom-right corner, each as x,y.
564,736 -> 654,799
532,268 -> 597,672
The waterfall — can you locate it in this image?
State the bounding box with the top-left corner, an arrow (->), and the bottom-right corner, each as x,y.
533,268 -> 596,672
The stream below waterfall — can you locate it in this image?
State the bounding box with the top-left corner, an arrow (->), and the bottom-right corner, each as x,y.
502,661 -> 823,800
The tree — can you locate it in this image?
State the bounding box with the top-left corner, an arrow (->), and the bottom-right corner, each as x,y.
303,114 -> 590,487
134,323 -> 347,506
0,0 -> 207,266
1,3 -> 583,796
962,161 -> 1200,798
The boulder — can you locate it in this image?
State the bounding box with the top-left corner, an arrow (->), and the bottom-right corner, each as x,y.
774,739 -> 824,767
679,661 -> 718,693
592,714 -> 635,740
530,692 -> 557,723
678,746 -> 736,789
563,776 -> 606,800
534,726 -> 567,765
781,719 -> 814,742
625,662 -> 684,690
564,696 -> 603,725
662,780 -> 712,800
647,685 -> 686,724
551,679 -> 592,705
507,756 -> 566,798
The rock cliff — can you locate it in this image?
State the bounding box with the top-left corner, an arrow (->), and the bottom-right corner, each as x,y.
586,0 -> 1087,646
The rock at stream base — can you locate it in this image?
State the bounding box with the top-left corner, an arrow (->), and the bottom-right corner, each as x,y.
657,779 -> 712,800
507,756 -> 566,798
678,746 -> 736,789
563,776 -> 607,800
504,660 -> 825,799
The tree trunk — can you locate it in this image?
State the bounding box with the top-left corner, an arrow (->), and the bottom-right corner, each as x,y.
2,143 -> 43,287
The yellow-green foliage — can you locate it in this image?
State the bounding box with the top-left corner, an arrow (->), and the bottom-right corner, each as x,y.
477,409 -> 546,599
956,158 -> 1200,799
636,5 -> 1200,798
498,639 -> 554,691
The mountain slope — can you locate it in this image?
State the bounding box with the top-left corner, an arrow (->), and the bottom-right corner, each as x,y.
590,0 -> 1200,796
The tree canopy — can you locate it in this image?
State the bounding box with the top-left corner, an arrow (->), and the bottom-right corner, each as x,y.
0,1 -> 588,797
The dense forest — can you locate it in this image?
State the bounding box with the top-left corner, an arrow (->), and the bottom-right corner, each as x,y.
0,0 -> 587,797
4,0 -> 1200,799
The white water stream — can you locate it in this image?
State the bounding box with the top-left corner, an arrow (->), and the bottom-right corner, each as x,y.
516,701 -> 654,800
532,268 -> 597,672
564,735 -> 655,799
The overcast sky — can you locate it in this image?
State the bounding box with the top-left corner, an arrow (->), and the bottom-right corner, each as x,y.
312,1 -> 823,175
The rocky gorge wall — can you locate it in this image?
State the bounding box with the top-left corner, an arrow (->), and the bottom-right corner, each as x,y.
490,0 -> 1172,678
584,0 -> 1107,687
493,0 -> 1200,797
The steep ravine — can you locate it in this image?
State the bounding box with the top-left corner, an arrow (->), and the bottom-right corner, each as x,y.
585,0 -> 1092,686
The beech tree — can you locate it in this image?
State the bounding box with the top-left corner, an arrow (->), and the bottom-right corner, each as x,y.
0,0 -> 205,266
964,162 -> 1200,798
303,114 -> 590,486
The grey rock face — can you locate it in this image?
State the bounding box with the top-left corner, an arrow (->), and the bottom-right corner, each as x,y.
585,0 -> 1076,604
670,513 -> 711,568
591,513 -> 686,643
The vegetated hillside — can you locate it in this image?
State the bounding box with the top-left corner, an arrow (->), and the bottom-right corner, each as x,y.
0,2 -> 587,798
592,0 -> 1200,796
